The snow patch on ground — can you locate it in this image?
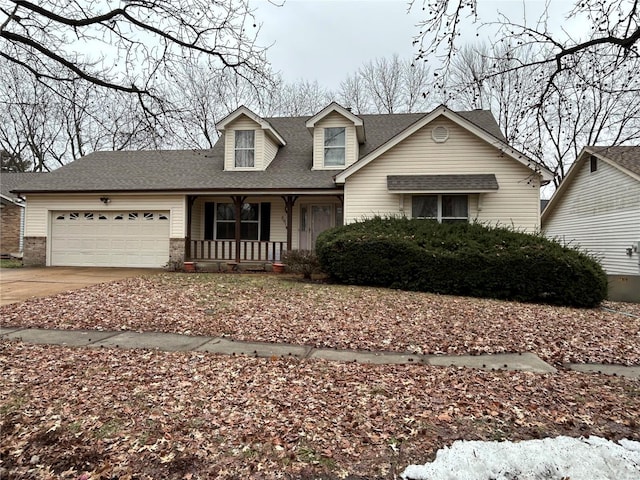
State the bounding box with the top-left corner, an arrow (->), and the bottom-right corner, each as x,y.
401,436 -> 640,480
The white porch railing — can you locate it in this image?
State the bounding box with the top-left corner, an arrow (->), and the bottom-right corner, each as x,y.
186,239 -> 285,262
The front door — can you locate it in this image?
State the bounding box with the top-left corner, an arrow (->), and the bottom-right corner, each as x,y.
299,204 -> 335,250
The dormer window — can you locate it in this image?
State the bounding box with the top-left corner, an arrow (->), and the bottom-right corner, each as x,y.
324,127 -> 346,167
235,130 -> 255,168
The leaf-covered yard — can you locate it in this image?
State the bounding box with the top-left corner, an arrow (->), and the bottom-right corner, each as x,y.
2,273 -> 639,366
1,273 -> 639,479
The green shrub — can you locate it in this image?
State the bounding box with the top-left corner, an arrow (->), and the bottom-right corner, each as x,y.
316,217 -> 607,307
281,249 -> 323,280
0,258 -> 23,268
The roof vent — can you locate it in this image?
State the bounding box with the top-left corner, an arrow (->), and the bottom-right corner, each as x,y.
432,125 -> 449,143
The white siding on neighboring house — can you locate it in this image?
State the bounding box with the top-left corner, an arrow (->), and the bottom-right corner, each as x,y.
343,118 -> 541,231
543,158 -> 640,275
312,111 -> 359,170
24,194 -> 186,238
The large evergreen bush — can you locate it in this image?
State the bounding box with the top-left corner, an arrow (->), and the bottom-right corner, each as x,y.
315,217 -> 607,307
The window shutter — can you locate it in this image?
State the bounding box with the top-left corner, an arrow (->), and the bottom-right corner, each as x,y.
204,202 -> 215,240
260,203 -> 271,241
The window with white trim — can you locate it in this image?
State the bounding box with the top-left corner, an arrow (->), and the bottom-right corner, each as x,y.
412,195 -> 469,223
324,127 -> 345,167
235,130 -> 255,168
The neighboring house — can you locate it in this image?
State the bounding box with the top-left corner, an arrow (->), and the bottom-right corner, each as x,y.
542,146 -> 640,276
0,172 -> 44,257
13,103 -> 553,268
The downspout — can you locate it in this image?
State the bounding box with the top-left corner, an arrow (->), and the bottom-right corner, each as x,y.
19,204 -> 25,253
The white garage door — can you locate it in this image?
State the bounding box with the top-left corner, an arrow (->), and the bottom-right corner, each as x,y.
51,211 -> 170,267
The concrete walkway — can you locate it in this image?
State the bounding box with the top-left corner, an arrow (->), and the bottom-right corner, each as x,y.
2,326 -> 639,378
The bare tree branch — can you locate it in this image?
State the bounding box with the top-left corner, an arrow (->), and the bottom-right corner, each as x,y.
443,40 -> 640,187
1,30 -> 145,93
0,0 -> 270,116
409,0 -> 640,110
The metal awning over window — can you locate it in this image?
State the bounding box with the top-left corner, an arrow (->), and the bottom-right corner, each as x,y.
387,174 -> 499,193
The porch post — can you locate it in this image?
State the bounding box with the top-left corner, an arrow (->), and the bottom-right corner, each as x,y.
185,195 -> 197,259
281,195 -> 299,252
231,195 -> 246,263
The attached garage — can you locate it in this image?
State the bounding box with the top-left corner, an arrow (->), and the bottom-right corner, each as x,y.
50,210 -> 170,267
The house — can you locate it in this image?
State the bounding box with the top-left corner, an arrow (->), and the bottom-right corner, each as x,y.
540,199 -> 550,213
1,172 -> 44,257
12,103 -> 553,269
542,146 -> 639,301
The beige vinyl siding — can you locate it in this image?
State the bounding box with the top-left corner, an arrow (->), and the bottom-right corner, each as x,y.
263,134 -> 279,169
312,112 -> 358,170
270,200 -> 289,246
24,194 -> 186,238
223,117 -> 267,170
344,118 -> 541,231
544,159 -> 640,275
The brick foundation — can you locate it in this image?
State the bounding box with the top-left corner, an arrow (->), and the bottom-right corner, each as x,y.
23,236 -> 46,266
169,238 -> 186,266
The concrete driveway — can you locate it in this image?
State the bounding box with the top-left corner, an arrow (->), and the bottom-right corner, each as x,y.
0,267 -> 162,306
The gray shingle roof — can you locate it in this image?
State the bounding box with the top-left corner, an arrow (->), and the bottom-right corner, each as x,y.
1,172 -> 46,201
387,174 -> 499,192
588,146 -> 640,176
12,109 -> 507,194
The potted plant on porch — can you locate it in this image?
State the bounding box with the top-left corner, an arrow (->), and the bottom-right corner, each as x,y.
272,262 -> 286,274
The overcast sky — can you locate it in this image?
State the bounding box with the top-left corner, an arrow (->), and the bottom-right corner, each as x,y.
254,0 -> 588,90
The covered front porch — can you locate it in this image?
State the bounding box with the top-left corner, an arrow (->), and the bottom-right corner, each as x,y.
184,193 -> 343,263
